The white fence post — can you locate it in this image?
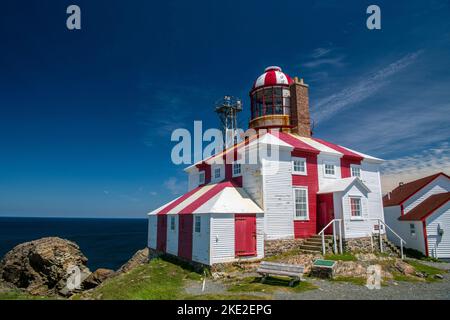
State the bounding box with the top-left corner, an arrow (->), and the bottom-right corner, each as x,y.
339,220 -> 343,254
378,220 -> 383,253
322,232 -> 325,255
332,222 -> 337,254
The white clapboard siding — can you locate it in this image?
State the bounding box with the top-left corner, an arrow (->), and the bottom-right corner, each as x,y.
192,214 -> 211,264
426,203 -> 450,258
262,149 -> 294,239
166,215 -> 179,256
384,206 -> 426,253
243,163 -> 263,208
317,153 -> 342,190
188,169 -> 199,191
404,175 -> 450,213
148,215 -> 157,249
361,161 -> 385,222
210,214 -> 235,264
341,184 -> 373,238
210,213 -> 264,264
210,163 -> 225,184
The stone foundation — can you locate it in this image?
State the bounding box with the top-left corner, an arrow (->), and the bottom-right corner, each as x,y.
344,235 -> 397,255
264,239 -> 305,257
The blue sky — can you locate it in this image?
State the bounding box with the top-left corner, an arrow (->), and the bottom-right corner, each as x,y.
0,0 -> 449,218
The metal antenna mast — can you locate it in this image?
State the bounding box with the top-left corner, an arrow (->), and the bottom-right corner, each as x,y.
214,96 -> 243,148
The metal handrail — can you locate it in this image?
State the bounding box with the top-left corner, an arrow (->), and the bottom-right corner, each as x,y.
318,219 -> 343,255
371,218 -> 406,259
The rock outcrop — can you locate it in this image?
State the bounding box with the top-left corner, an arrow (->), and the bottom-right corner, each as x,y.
0,237 -> 91,296
82,268 -> 115,290
117,248 -> 149,274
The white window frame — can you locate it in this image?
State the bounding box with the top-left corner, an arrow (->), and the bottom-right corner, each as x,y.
214,167 -> 221,179
194,216 -> 201,233
292,157 -> 307,175
170,216 -> 175,231
350,197 -> 362,220
350,165 -> 361,178
323,162 -> 336,178
232,163 -> 242,177
198,171 -> 205,185
293,187 -> 309,221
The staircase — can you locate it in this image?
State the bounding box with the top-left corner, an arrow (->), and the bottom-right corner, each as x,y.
375,235 -> 402,257
299,235 -> 334,253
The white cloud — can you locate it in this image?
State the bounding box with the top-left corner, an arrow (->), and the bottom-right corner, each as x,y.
381,142 -> 450,193
163,177 -> 187,195
312,51 -> 423,123
149,191 -> 158,196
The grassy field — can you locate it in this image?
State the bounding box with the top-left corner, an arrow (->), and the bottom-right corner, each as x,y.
227,276 -> 317,294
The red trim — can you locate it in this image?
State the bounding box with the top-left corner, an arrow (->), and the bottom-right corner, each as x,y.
400,204 -> 404,216
317,193 -> 334,235
423,220 -> 429,257
196,163 -> 211,186
157,186 -> 202,215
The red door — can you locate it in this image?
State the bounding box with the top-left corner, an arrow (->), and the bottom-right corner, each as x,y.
156,215 -> 167,252
317,194 -> 334,235
235,214 -> 257,257
178,215 -> 193,260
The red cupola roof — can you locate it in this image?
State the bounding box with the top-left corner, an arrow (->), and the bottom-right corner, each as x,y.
251,66 -> 293,91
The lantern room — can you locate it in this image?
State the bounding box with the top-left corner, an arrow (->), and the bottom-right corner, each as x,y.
249,66 -> 293,130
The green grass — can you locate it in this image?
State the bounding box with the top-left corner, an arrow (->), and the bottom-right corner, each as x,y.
330,276 -> 366,286
391,272 -> 422,283
227,276 -> 317,294
324,253 -> 357,261
406,260 -> 445,282
76,258 -> 202,300
0,290 -> 51,300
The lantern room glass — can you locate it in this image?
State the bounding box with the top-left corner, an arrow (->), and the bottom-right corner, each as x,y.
251,87 -> 290,119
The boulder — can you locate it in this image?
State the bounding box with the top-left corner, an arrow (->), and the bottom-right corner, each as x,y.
117,248 -> 149,274
0,237 -> 91,296
334,261 -> 367,277
394,260 -> 415,275
82,268 -> 115,290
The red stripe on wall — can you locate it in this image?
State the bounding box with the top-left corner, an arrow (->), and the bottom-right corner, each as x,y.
196,163 -> 211,186
273,132 -> 320,154
423,221 -> 429,257
341,158 -> 362,178
156,215 -> 167,252
178,215 -> 193,260
292,150 -> 319,238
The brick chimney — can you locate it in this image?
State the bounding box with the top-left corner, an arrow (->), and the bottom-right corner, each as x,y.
289,77 -> 311,137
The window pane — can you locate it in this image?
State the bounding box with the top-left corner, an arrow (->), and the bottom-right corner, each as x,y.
294,189 -> 308,218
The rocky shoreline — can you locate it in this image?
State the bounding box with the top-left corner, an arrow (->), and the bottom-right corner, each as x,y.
0,237 -> 149,298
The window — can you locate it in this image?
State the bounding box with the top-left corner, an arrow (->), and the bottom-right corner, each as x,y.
250,87 -> 292,118
294,188 -> 309,220
410,224 -> 416,238
324,163 -> 335,176
214,167 -> 221,179
350,197 -> 362,218
194,216 -> 201,233
170,216 -> 175,231
233,163 -> 241,177
198,171 -> 205,185
351,165 -> 361,178
292,157 -> 307,175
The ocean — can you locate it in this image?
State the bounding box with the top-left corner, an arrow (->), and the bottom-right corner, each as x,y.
0,217 -> 148,271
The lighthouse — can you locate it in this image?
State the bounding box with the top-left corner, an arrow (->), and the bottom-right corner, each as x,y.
249,66 -> 311,137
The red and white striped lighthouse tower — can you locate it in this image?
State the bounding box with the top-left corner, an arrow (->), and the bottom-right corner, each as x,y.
249,66 -> 311,137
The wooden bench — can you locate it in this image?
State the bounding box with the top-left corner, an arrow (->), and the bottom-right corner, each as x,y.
256,261 -> 305,287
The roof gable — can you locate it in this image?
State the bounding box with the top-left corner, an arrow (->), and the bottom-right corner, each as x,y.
399,192 -> 450,221
383,172 -> 450,207
318,177 -> 371,194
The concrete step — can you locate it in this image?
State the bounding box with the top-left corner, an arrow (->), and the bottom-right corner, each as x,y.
299,244 -> 323,251
306,239 -> 333,245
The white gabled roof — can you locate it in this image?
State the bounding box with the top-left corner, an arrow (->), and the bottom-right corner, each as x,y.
148,197 -> 180,215
195,187 -> 263,214
318,177 -> 371,194
340,146 -> 383,163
